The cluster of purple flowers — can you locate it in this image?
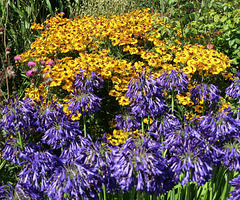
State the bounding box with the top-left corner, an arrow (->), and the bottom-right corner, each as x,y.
0,69 -> 240,199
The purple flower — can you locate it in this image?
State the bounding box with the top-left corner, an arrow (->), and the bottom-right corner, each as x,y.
166,125 -> 213,186
26,70 -> 35,77
27,61 -> 35,67
125,70 -> 168,118
228,175 -> 240,200
110,137 -> 176,194
14,56 -> 21,61
226,75 -> 240,99
115,109 -> 141,131
190,82 -> 221,105
59,12 -> 65,15
40,101 -> 82,149
222,146 -> 240,171
158,70 -> 189,93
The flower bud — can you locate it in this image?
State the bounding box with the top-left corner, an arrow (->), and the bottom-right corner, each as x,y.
0,27 -> 4,35
46,24 -> 50,30
4,59 -> 8,67
5,47 -> 11,55
0,71 -> 3,76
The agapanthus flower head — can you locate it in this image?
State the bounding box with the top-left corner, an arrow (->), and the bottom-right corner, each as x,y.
222,146 -> 240,172
125,70 -> 167,118
167,127 -> 213,186
47,138 -> 102,200
115,109 -> 141,131
149,113 -> 182,141
27,61 -> 35,67
157,69 -> 189,93
110,137 -> 176,194
68,90 -> 102,117
195,109 -> 240,145
228,174 -> 240,200
39,100 -> 82,149
18,145 -> 63,193
190,82 -> 221,105
73,69 -> 104,92
226,74 -> 240,99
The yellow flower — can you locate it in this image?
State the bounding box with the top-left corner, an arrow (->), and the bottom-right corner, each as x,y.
118,96 -> 131,106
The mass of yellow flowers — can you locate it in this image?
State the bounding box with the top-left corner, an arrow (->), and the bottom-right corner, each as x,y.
17,8 -> 233,145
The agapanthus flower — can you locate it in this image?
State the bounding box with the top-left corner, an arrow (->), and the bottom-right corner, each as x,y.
0,182 -> 43,200
18,144 -> 62,193
167,127 -> 213,186
125,70 -> 167,118
0,98 -> 40,163
115,109 -> 141,131
157,70 -> 189,94
190,82 -> 221,105
228,175 -> 240,200
68,90 -> 102,117
110,137 -> 176,195
73,69 -> 104,92
149,113 -> 182,141
39,101 -> 82,149
47,138 -> 102,200
226,73 -> 240,99
195,109 -> 240,145
222,146 -> 240,172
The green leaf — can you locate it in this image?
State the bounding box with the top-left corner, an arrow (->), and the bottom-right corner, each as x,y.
45,0 -> 54,16
229,40 -> 235,47
221,16 -> 227,22
235,38 -> 240,44
214,15 -> 220,23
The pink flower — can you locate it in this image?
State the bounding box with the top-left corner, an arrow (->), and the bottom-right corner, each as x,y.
26,70 -> 35,77
48,60 -> 55,66
207,43 -> 214,50
59,12 -> 65,16
14,56 -> 21,61
40,60 -> 46,66
28,61 -> 35,67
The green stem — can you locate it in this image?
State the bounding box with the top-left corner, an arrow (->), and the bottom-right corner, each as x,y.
171,90 -> 175,113
102,183 -> 107,200
141,117 -> 145,135
18,131 -> 23,150
83,116 -> 87,138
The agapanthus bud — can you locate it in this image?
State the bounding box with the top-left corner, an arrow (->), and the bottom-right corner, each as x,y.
0,71 -> 3,76
28,61 -> 35,67
5,47 -> 11,55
